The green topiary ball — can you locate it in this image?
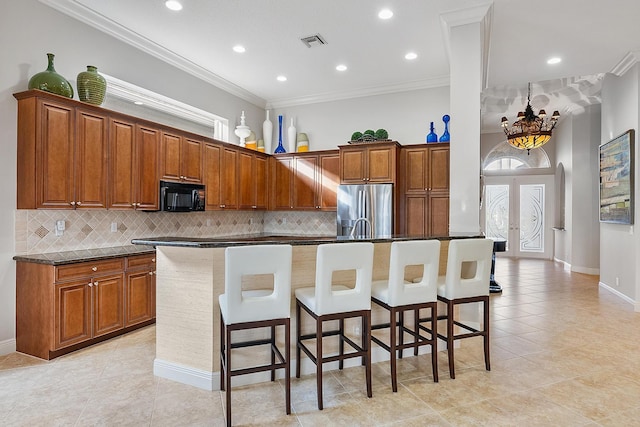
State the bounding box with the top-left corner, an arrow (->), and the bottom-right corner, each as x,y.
364,129 -> 375,136
351,131 -> 363,141
374,128 -> 388,139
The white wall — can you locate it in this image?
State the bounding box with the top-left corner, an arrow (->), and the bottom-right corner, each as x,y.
600,66 -> 639,304
271,87 -> 450,151
0,0 -> 266,350
554,115 -> 573,265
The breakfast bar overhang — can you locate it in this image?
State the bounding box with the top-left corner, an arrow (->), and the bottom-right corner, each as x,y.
132,233 -> 482,390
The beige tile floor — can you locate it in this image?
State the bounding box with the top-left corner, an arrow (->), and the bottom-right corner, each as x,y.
2,258 -> 640,426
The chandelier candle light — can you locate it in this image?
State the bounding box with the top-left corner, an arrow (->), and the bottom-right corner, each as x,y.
501,83 -> 559,153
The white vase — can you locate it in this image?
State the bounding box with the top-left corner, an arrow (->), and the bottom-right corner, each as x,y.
287,118 -> 297,154
262,110 -> 273,154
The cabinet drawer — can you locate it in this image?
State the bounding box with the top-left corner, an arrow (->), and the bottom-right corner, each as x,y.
126,254 -> 156,270
56,259 -> 125,282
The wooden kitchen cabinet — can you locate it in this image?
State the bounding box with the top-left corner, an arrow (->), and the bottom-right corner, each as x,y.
339,141 -> 400,184
125,254 -> 156,327
204,143 -> 239,210
400,143 -> 450,236
239,150 -> 269,210
16,254 -> 156,360
15,93 -> 109,209
107,119 -> 160,210
160,131 -> 203,183
270,151 -> 339,211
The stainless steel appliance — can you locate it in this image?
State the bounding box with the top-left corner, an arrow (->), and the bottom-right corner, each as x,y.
159,180 -> 205,212
337,184 -> 393,238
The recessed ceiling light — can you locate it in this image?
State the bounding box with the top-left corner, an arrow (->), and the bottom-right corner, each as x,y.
233,45 -> 246,53
336,64 -> 347,71
165,0 -> 182,11
405,52 -> 418,60
378,9 -> 393,19
277,75 -> 287,82
134,101 -> 144,105
547,57 -> 562,65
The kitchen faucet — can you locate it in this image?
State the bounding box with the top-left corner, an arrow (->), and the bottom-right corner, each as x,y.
349,217 -> 372,239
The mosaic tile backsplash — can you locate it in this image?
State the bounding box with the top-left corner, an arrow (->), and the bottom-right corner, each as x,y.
16,210 -> 336,254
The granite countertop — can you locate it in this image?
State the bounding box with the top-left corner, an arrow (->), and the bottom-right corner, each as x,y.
13,245 -> 156,265
131,232 -> 484,248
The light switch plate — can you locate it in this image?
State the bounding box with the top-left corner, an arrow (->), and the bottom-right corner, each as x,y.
111,222 -> 118,232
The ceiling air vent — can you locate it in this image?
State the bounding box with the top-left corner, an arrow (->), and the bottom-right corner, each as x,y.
300,34 -> 327,48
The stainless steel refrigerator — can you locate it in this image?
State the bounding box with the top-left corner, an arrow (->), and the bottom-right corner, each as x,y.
336,184 -> 393,238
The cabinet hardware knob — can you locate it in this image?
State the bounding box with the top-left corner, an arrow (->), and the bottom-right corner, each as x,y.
94,281 -> 98,286
151,258 -> 156,262
69,201 -> 75,206
252,205 -> 257,209
88,283 -> 92,287
131,203 -> 136,207
149,271 -> 153,275
76,201 -> 82,206
91,267 -> 98,272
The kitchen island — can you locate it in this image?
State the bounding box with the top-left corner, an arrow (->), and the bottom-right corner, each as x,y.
132,233 -> 482,390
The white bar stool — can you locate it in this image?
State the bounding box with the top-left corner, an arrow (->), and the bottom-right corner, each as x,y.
371,240 -> 441,391
219,244 -> 293,427
295,242 -> 374,410
436,238 -> 493,379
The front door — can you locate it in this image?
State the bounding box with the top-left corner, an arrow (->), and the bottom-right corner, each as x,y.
483,175 -> 554,259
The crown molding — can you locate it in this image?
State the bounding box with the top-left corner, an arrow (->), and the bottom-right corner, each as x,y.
266,75 -> 450,109
610,51 -> 640,76
39,0 -> 266,109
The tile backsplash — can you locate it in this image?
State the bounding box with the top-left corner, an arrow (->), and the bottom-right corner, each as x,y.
16,210 -> 336,255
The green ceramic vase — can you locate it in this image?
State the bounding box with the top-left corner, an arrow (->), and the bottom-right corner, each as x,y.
77,65 -> 107,105
28,53 -> 74,98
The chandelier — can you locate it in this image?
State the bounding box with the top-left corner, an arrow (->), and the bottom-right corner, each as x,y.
501,83 -> 560,153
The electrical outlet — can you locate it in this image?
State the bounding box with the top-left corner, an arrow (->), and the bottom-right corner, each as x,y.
206,219 -> 211,226
249,218 -> 254,225
282,218 -> 287,224
55,220 -> 65,237
111,222 -> 118,232
615,277 -> 620,287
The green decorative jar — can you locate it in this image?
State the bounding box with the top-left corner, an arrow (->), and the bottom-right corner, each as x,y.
28,53 -> 74,98
77,65 -> 107,105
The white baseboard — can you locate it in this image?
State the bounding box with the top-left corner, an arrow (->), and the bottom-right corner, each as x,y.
553,258 -> 571,270
599,281 -> 638,309
0,338 -> 16,356
552,258 -> 599,275
154,340 -> 448,391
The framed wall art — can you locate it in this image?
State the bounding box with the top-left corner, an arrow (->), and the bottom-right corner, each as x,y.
599,129 -> 635,224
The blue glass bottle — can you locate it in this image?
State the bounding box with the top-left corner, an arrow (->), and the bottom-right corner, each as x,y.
439,115 -> 450,142
274,115 -> 286,153
426,122 -> 438,143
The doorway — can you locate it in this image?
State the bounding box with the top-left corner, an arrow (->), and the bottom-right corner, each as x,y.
482,175 -> 554,259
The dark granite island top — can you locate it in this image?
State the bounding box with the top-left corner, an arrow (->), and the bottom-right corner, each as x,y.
131,232 -> 483,248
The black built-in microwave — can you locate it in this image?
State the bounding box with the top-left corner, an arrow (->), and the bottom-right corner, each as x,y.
159,180 -> 205,212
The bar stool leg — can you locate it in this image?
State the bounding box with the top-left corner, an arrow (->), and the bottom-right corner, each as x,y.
295,301 -> 301,379
431,304 -> 439,383
220,313 -> 225,391
413,309 -> 419,356
484,298 -> 491,371
364,311 -> 372,398
398,310 -> 404,359
285,319 -> 291,414
389,307 -> 398,392
447,300 -> 455,379
270,325 -> 276,381
316,316 -> 324,410
338,318 -> 345,370
225,326 -> 232,427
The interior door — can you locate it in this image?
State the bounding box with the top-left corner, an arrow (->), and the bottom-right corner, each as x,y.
483,175 -> 554,259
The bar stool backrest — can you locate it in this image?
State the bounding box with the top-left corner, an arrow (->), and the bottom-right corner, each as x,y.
222,244 -> 292,324
441,239 -> 493,300
314,242 -> 374,315
388,240 -> 440,306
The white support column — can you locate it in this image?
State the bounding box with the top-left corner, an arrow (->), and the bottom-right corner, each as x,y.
441,3 -> 493,234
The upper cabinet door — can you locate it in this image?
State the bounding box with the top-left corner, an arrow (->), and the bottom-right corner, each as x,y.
203,143 -> 222,210
135,125 -> 160,210
75,109 -> 108,209
340,148 -> 366,183
108,118 -> 136,209
160,132 -> 182,182
366,145 -> 396,183
221,147 -> 238,209
429,146 -> 450,192
293,155 -> 318,210
254,155 -> 268,210
238,151 -> 255,209
270,156 -> 294,210
181,138 -> 203,183
36,100 -> 75,209
318,153 -> 339,210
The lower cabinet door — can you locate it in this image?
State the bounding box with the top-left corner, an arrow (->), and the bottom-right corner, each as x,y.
92,273 -> 125,337
54,280 -> 92,349
125,270 -> 154,327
